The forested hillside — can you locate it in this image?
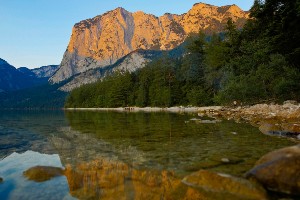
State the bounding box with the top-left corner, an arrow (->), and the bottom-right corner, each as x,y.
65,0 -> 300,108
0,83 -> 67,109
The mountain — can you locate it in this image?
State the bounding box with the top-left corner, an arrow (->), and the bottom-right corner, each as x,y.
17,67 -> 37,78
50,3 -> 249,84
0,58 -> 39,92
31,65 -> 59,78
59,43 -> 186,91
59,49 -> 163,91
0,58 -> 59,92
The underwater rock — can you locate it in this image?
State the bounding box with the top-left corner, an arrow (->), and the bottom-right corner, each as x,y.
246,145 -> 300,195
23,166 -> 64,182
182,170 -> 268,200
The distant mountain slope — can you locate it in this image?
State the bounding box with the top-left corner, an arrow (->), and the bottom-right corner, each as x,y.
0,58 -> 59,92
32,65 -> 59,78
17,67 -> 37,78
0,59 -> 40,92
50,3 -> 249,83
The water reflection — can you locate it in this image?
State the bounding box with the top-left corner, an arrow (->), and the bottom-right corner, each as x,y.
0,110 -> 66,159
65,111 -> 295,176
0,110 -> 297,199
0,151 -> 74,200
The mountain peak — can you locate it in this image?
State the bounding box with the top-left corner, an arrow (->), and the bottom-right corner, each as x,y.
110,7 -> 129,15
218,4 -> 244,14
50,2 -> 249,84
114,7 -> 126,12
192,2 -> 216,8
227,4 -> 243,13
224,4 -> 243,11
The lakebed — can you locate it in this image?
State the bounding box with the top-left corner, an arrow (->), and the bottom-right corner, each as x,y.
0,106 -> 299,199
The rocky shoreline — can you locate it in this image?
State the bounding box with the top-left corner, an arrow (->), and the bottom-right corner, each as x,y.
51,103 -> 300,198
66,101 -> 300,139
206,101 -> 300,140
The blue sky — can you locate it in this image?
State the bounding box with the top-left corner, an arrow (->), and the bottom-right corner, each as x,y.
0,0 -> 253,69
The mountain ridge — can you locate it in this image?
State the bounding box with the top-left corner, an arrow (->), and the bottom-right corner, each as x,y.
50,3 -> 249,84
0,58 -> 59,92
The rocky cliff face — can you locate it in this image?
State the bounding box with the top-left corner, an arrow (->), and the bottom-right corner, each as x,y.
59,50 -> 161,91
50,3 -> 249,83
32,65 -> 59,78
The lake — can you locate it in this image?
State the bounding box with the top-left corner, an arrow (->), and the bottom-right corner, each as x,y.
0,110 -> 296,199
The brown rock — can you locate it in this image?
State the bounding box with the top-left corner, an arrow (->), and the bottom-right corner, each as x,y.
259,122 -> 282,135
182,170 -> 268,200
246,145 -> 300,195
23,166 -> 64,182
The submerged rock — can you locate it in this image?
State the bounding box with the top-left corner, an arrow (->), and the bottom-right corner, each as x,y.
259,122 -> 300,139
190,118 -> 222,124
182,170 -> 268,200
246,145 -> 300,195
0,177 -> 3,183
23,166 -> 64,182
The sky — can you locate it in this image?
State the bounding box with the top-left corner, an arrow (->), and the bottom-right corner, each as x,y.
0,0 -> 253,69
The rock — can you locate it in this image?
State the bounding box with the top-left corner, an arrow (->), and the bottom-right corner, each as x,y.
221,158 -> 230,163
23,166 -> 64,182
190,118 -> 222,124
58,50 -> 155,91
31,65 -> 59,78
282,123 -> 300,133
259,122 -> 282,135
196,120 -> 218,124
50,4 -> 249,84
0,177 -> 3,183
245,145 -> 300,195
259,122 -> 300,139
182,170 -> 268,200
198,106 -> 224,113
283,100 -> 298,105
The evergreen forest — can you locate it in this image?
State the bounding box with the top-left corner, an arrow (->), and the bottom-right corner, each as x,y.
65,0 -> 300,108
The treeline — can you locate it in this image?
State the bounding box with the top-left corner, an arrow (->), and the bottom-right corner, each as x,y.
0,83 -> 67,109
65,0 -> 300,108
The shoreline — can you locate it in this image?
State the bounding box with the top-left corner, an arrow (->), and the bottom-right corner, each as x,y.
64,102 -> 300,121
64,106 -> 223,113
65,101 -> 300,139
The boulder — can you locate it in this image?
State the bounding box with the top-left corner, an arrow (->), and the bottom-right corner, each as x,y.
246,145 -> 300,195
23,166 -> 64,182
182,170 -> 267,200
259,122 -> 300,138
259,123 -> 282,135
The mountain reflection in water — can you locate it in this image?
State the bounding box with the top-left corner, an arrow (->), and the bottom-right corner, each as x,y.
0,151 -> 74,200
0,110 -> 296,199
